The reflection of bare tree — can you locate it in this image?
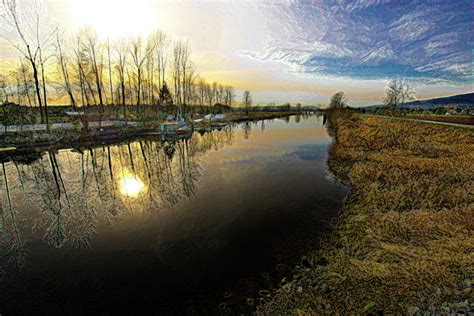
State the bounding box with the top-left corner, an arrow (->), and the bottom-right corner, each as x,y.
0,126 -> 236,269
176,139 -> 200,198
242,122 -> 252,140
1,160 -> 26,269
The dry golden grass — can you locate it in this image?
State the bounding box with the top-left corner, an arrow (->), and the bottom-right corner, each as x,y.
259,113 -> 474,314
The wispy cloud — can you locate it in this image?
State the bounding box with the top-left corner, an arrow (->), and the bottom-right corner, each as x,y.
246,0 -> 472,83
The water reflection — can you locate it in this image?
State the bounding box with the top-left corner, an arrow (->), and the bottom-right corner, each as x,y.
119,170 -> 146,198
0,114 -> 342,314
0,126 -> 235,269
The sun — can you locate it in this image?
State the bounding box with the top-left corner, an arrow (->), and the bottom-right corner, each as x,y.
69,0 -> 159,39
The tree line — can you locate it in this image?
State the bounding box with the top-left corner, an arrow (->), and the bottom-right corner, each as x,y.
0,0 -> 236,127
328,79 -> 416,110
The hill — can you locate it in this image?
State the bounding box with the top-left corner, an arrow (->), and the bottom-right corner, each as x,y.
367,93 -> 474,109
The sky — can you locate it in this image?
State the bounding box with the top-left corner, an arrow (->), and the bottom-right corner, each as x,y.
1,0 -> 473,106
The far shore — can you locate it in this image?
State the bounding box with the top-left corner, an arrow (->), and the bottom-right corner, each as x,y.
0,111 -> 312,156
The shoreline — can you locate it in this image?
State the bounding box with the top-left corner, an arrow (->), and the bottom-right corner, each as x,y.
0,111 -> 305,157
258,111 -> 473,314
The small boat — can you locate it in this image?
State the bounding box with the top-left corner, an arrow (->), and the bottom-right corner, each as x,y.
176,126 -> 192,135
211,122 -> 227,127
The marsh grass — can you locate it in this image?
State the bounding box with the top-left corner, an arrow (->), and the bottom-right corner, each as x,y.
259,113 -> 474,314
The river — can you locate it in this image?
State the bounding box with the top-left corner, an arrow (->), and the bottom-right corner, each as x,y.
0,114 -> 346,314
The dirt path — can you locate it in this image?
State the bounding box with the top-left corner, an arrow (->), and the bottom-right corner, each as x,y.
364,114 -> 474,129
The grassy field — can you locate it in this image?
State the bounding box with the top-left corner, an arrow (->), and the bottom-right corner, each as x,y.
259,112 -> 474,314
405,114 -> 474,126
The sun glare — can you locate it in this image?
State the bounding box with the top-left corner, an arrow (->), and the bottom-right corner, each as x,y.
119,171 -> 146,198
69,0 -> 158,39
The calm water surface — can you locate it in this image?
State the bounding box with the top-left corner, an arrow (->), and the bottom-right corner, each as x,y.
0,115 -> 346,314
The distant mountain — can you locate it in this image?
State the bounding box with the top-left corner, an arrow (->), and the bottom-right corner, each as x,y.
367,93 -> 474,109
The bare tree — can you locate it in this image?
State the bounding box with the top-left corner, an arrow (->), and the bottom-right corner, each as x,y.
0,74 -> 6,105
106,38 -> 114,106
172,42 -> 182,110
243,90 -> 252,115
56,31 -> 76,110
19,58 -> 33,107
197,77 -> 206,106
172,41 -> 192,118
184,66 -> 194,106
114,39 -> 128,117
212,82 -> 218,104
0,72 -> 14,105
224,85 -> 235,107
180,42 -> 190,109
72,32 -> 88,107
127,69 -> 134,108
205,82 -> 213,107
154,32 -> 168,103
146,30 -> 166,105
82,27 -> 104,110
329,91 -> 348,109
1,0 -> 57,130
384,79 -> 416,108
129,35 -> 148,109
217,84 -> 225,104
73,30 -> 98,107
145,38 -> 154,105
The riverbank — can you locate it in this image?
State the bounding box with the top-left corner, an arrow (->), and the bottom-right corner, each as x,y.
405,114 -> 474,126
258,111 -> 473,314
0,111 -> 303,155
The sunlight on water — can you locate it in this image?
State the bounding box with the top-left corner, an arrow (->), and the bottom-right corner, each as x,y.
119,171 -> 146,198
